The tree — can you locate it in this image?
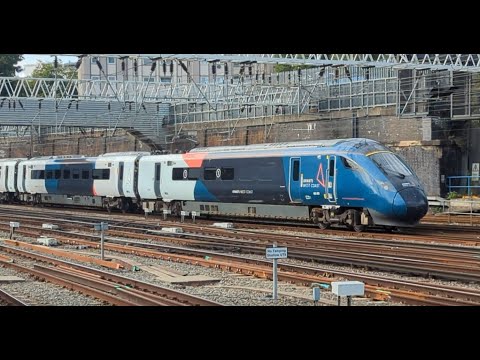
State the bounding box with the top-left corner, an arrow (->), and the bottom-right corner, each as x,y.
274,64 -> 314,73
29,60 -> 79,98
0,54 -> 23,76
32,60 -> 78,79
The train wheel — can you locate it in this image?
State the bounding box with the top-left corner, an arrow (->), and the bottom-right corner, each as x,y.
352,209 -> 365,232
353,224 -> 365,232
318,222 -> 330,230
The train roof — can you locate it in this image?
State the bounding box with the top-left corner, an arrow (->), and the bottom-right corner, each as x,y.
189,138 -> 382,154
28,155 -> 86,160
99,152 -> 151,157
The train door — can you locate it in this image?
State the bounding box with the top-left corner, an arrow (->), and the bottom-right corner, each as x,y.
13,163 -> 19,192
154,163 -> 161,198
289,157 -> 302,202
326,155 -> 337,202
5,166 -> 9,192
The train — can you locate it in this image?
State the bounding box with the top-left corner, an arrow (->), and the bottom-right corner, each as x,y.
0,138 -> 429,232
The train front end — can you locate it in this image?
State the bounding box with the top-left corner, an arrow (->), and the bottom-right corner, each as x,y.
368,151 -> 428,227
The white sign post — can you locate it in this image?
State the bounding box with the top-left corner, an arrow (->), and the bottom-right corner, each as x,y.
94,222 -> 109,260
472,163 -> 479,182
266,244 -> 288,300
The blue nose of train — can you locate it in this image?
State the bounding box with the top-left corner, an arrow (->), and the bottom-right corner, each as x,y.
392,187 -> 428,224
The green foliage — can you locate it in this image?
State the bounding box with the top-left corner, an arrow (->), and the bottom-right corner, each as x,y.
273,64 -> 315,73
28,60 -> 78,98
0,54 -> 23,76
446,191 -> 461,200
31,61 -> 77,80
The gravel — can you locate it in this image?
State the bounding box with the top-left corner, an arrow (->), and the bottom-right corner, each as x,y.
2,223 -> 478,306
0,265 -> 105,306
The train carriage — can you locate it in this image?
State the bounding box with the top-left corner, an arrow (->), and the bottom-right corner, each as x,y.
0,158 -> 26,202
143,138 -> 428,231
0,138 -> 429,232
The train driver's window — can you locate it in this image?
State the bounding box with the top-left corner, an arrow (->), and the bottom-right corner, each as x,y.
341,157 -> 360,171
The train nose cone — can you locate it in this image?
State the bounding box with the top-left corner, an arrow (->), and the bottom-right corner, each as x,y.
392,187 -> 428,224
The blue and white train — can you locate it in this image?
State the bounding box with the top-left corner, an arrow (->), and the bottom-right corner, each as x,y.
0,138 -> 429,231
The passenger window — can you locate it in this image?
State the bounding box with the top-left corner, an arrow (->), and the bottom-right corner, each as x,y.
63,169 -> 70,179
292,160 -> 300,181
221,167 -> 234,180
188,168 -> 201,180
72,170 -> 80,180
46,170 -> 53,179
54,170 -> 61,179
82,170 -> 90,179
172,168 -> 184,180
93,169 -> 110,180
204,168 -> 216,180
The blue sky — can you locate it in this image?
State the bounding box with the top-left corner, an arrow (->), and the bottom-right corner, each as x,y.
19,54 -> 77,66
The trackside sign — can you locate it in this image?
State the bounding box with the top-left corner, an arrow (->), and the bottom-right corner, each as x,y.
266,247 -> 288,259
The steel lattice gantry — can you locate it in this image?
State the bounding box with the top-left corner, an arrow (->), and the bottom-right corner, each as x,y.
79,54 -> 480,72
3,54 -> 480,146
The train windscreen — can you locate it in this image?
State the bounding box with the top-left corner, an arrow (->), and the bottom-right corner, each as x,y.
370,152 -> 413,179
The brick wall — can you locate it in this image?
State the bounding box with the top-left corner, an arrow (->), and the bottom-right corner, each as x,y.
0,129 -> 154,158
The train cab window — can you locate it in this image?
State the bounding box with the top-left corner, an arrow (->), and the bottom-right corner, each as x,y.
221,167 -> 234,180
341,157 -> 361,171
172,168 -> 184,180
204,168 -> 217,180
54,170 -> 61,179
292,160 -> 300,181
72,170 -> 80,180
82,170 -> 90,180
63,169 -> 70,179
46,170 -> 53,179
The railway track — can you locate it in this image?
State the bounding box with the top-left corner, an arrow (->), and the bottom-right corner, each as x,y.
1,205 -> 479,247
0,250 -> 221,306
0,288 -> 30,306
1,240 -> 478,306
1,212 -> 480,283
1,204 -> 479,305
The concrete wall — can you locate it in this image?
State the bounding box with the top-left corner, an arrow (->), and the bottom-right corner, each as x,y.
0,129 -> 154,158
